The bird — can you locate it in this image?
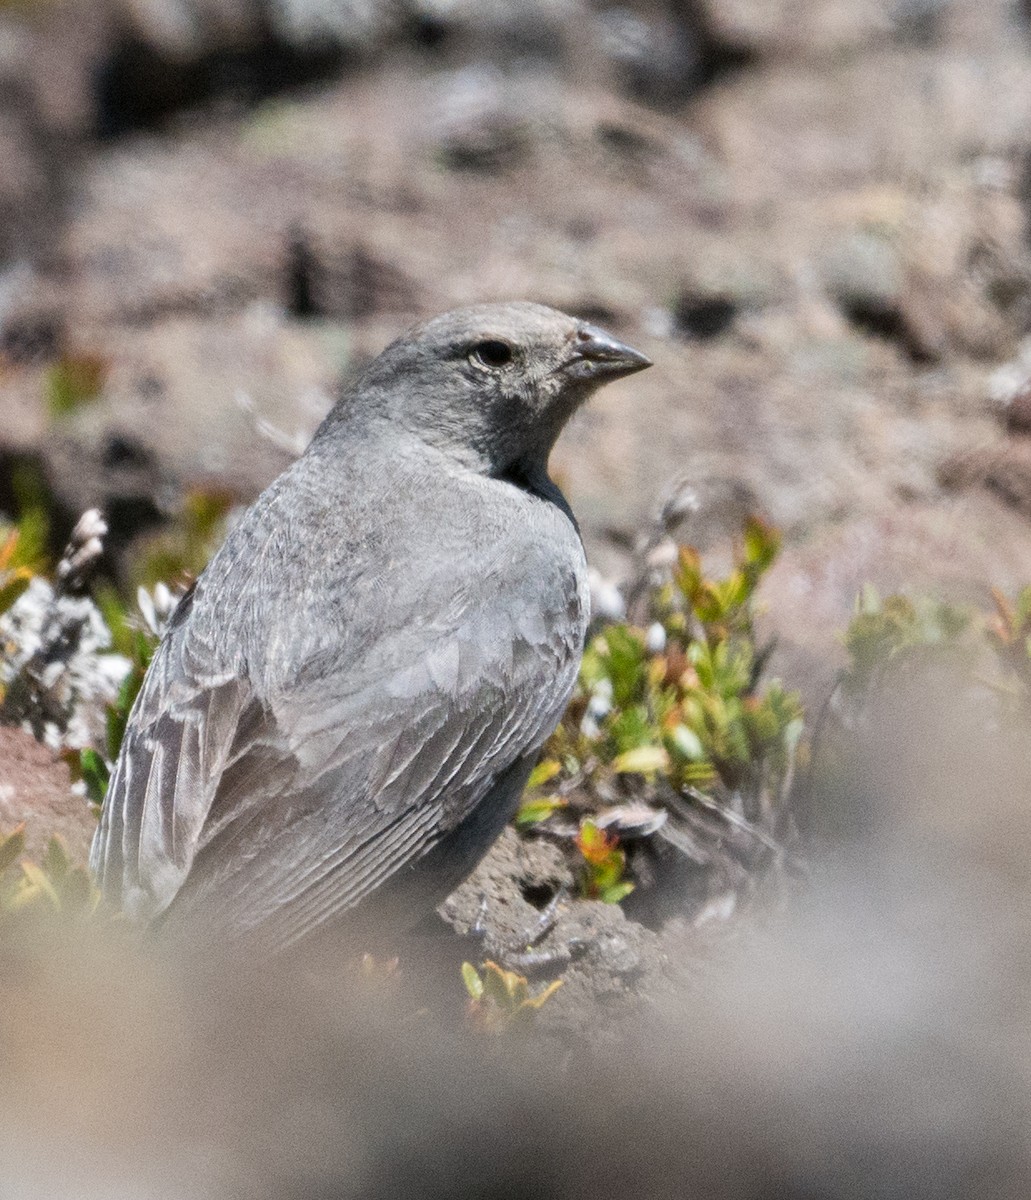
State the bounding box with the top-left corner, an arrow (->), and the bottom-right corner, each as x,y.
90,302 -> 651,952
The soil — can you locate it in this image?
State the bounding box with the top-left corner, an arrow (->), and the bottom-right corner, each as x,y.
0,725 -> 95,863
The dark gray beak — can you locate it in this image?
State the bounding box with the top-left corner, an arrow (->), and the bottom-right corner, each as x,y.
561,323 -> 653,382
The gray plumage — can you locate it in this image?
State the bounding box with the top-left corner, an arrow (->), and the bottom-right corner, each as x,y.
90,302 -> 650,951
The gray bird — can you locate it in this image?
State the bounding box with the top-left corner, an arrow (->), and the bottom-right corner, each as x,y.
90,302 -> 651,951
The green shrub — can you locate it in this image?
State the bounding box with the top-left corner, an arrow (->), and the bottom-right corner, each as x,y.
520,517 -> 804,903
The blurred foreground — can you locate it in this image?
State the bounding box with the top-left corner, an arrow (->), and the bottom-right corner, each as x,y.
3,661 -> 1030,1199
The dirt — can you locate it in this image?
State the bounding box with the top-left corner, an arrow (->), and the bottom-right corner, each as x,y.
440,826 -> 671,1040
0,725 -> 95,863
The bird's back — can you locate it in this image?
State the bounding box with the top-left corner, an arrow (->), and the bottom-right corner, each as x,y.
91,439 -> 588,948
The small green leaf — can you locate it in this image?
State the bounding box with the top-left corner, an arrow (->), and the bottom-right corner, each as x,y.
19,861 -> 59,907
79,749 -> 110,808
0,825 -> 26,874
743,515 -> 781,574
522,978 -> 563,1008
106,661 -> 149,761
527,759 -> 561,789
599,880 -> 635,904
611,745 -> 670,774
41,836 -> 70,881
0,572 -> 30,617
515,795 -> 567,829
461,961 -> 484,1001
46,353 -> 106,418
858,582 -> 882,615
669,724 -> 705,760
599,626 -> 650,708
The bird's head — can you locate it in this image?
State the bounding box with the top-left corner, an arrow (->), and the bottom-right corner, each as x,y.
331,302 -> 651,476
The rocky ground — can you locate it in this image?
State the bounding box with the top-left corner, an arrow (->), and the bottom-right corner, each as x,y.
3,3 -> 1031,1181
4,1 -> 1031,670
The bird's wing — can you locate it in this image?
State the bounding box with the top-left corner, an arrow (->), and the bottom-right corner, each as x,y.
90,581 -> 253,915
91,504 -> 586,947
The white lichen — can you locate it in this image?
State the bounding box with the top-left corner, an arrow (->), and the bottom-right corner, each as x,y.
0,510 -> 133,752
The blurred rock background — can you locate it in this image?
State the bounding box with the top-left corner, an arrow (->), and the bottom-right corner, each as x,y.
4,0 -> 1031,693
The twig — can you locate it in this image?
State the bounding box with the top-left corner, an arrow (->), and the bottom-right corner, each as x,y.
681,786 -> 793,859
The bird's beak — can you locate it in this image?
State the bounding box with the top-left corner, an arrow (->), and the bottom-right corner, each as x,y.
559,323 -> 653,382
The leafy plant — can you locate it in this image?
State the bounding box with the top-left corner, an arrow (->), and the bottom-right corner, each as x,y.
73,489 -> 224,803
0,465 -> 53,630
575,819 -> 634,903
461,960 -> 563,1033
839,584 -> 971,700
835,582 -> 1031,726
0,826 -> 99,921
514,760 -> 567,830
46,352 -> 107,418
130,488 -> 233,592
71,629 -> 156,810
520,517 -> 804,902
69,594 -> 161,810
988,586 -> 1031,710
0,528 -> 36,628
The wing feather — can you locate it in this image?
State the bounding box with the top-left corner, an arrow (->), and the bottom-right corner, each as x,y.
91,465 -> 588,947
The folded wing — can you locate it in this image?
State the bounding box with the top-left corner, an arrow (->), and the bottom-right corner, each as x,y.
90,494 -> 586,950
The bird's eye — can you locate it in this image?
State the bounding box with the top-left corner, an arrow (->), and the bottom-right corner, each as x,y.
469,339 -> 515,369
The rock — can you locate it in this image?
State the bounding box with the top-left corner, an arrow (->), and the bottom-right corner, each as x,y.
940,441 -> 1031,520
407,0 -> 579,65
988,339 -> 1031,434
529,897 -> 667,1042
822,229 -> 905,314
441,826 -> 574,954
760,491 -> 1031,701
1005,382 -> 1031,436
429,66 -> 538,173
891,0 -> 951,45
36,311 -> 340,536
3,1 -> 111,139
596,7 -> 704,108
820,229 -> 944,363
694,0 -> 946,55
266,0 -> 394,54
0,55 -> 67,272
1,0 -> 1031,678
442,825 -> 667,1040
